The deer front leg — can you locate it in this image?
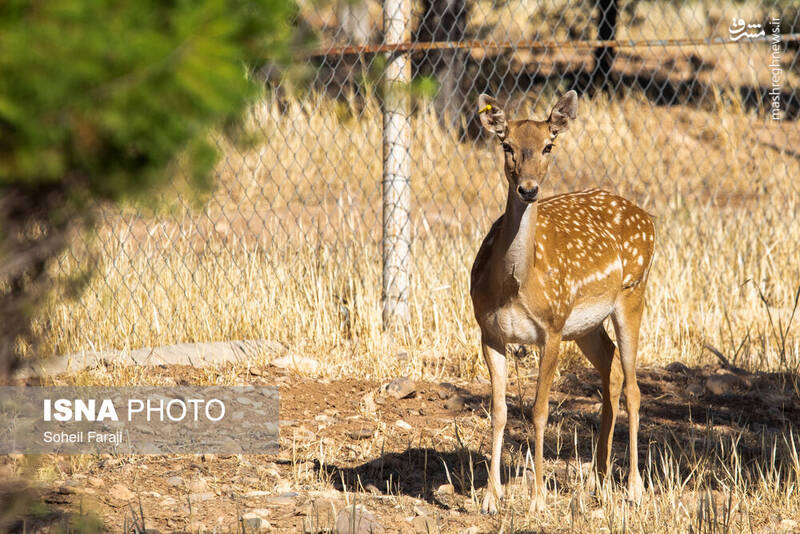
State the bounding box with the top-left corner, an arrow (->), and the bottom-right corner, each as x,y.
480,336 -> 507,515
530,334 -> 561,514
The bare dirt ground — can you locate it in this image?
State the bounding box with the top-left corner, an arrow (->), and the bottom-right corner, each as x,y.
3,359 -> 799,533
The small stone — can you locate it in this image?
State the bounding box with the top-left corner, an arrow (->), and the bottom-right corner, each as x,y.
666,361 -> 690,374
293,426 -> 317,441
395,420 -> 412,431
365,483 -> 381,495
474,376 -> 490,385
386,377 -> 417,400
686,383 -> 705,398
240,512 -> 271,532
109,484 -> 135,501
270,355 -> 321,375
275,478 -> 291,493
187,478 -> 209,493
249,367 -> 263,377
435,483 -> 454,496
305,499 -> 337,530
166,476 -> 184,487
411,514 -> 437,533
347,428 -> 374,441
334,505 -> 384,534
705,374 -> 744,395
264,494 -> 297,506
459,527 -> 480,534
160,497 -> 176,506
189,492 -> 215,503
444,395 -> 466,411
87,477 -> 105,488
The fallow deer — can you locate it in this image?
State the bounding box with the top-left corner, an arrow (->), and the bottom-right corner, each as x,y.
470,91 -> 655,514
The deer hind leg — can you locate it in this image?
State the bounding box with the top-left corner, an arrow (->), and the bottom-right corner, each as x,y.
611,286 -> 646,502
480,335 -> 507,515
529,333 -> 562,514
576,326 -> 623,487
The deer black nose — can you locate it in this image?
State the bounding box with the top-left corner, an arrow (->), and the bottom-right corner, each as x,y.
517,184 -> 539,202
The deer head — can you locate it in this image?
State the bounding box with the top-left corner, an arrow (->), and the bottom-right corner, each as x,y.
478,91 -> 578,203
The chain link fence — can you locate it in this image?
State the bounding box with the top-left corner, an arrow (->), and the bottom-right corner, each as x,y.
46,0 -> 800,374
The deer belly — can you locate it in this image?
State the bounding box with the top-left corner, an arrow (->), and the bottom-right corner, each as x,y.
562,300 -> 615,339
486,306 -> 542,345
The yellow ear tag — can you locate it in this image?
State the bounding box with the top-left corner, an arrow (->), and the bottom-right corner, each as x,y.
478,104 -> 493,114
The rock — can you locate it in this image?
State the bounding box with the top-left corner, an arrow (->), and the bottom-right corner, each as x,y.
264,494 -> 297,506
270,355 -> 321,375
779,519 -> 798,531
109,484 -> 135,501
166,476 -> 184,487
160,497 -> 176,506
347,428 -> 374,441
189,492 -> 215,502
435,483 -> 454,496
705,373 -> 746,395
304,499 -> 338,531
87,477 -> 105,488
561,373 -> 580,388
444,395 -> 466,411
244,490 -> 271,498
474,376 -> 490,385
411,514 -> 437,533
240,512 -> 271,532
186,477 -> 209,493
335,505 -> 384,534
293,426 -> 317,441
386,377 -> 417,399
395,419 -> 412,431
365,483 -> 381,495
361,393 -> 378,416
666,361 -> 690,374
686,383 -> 705,398
437,389 -> 451,400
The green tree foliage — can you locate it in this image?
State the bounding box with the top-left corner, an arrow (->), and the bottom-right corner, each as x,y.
0,0 -> 293,377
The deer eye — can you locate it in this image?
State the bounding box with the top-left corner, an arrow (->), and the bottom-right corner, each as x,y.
543,143 -> 554,154
501,142 -> 513,153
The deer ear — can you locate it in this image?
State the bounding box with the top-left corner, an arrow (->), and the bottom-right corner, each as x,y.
548,90 -> 578,136
478,94 -> 508,140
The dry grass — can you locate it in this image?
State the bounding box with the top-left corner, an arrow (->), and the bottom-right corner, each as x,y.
33,88 -> 800,380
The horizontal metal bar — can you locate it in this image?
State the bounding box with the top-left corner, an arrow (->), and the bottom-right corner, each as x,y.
305,33 -> 800,58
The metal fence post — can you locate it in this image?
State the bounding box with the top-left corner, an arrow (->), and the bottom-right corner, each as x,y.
382,0 -> 411,329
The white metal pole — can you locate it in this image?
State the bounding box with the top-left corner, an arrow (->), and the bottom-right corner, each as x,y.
382,0 -> 411,329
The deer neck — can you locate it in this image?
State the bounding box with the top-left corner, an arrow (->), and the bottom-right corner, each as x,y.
495,188 -> 539,290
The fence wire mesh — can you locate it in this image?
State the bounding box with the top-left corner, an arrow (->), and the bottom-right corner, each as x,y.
47,0 -> 799,375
